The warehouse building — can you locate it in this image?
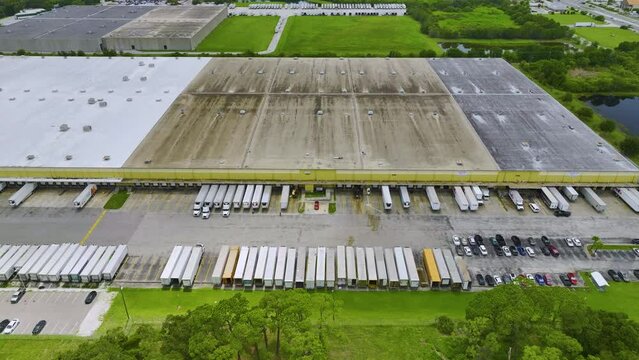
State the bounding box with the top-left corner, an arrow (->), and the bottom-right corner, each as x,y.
0,5 -> 154,52
101,6 -> 227,51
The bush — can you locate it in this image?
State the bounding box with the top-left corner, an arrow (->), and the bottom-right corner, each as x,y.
575,107 -> 594,120
620,136 -> 639,157
560,92 -> 574,102
435,315 -> 455,335
599,120 -> 616,132
419,49 -> 437,58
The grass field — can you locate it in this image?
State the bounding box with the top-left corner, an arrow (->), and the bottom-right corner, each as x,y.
103,190 -> 129,209
275,16 -> 441,56
581,276 -> 639,321
232,1 -> 284,7
434,6 -> 517,33
196,16 -> 279,52
0,337 -> 85,360
544,13 -> 604,26
574,27 -> 639,48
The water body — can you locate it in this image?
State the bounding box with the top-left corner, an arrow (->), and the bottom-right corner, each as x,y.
582,95 -> 639,135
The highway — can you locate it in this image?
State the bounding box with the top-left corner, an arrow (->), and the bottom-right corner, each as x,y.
561,0 -> 639,32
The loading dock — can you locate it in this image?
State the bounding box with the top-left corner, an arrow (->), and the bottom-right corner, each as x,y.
211,245 -> 229,286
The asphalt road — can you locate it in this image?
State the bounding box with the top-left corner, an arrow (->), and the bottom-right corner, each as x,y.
563,0 -> 639,31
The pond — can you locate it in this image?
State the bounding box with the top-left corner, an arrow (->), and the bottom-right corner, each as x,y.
582,95 -> 639,136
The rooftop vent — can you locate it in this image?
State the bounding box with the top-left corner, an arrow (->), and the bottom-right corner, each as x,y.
319,70 -> 325,75
88,98 -> 96,104
83,125 -> 92,132
38,98 -> 45,101
65,155 -> 72,161
26,154 -> 35,160
164,90 -> 169,94
80,89 -> 86,93
68,98 -> 74,102
126,98 -> 133,102
99,101 -> 107,107
52,89 -> 58,93
148,63 -> 155,68
9,97 -> 15,101
456,160 -> 463,166
289,69 -> 295,75
367,110 -> 374,116
108,90 -> 114,93
144,159 -> 152,164
257,69 -> 264,74
138,61 -> 145,66
239,109 -> 246,115
59,124 -> 70,132
340,70 -> 346,75
140,76 -> 147,81
23,89 -> 30,93
316,110 -> 324,115
359,70 -> 364,75
136,90 -> 142,93
103,155 -> 110,161
155,99 -> 162,102
122,75 -> 129,82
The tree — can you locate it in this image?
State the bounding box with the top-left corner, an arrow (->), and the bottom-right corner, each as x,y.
435,315 -> 455,335
599,120 -> 616,132
590,236 -> 604,255
620,136 -> 639,157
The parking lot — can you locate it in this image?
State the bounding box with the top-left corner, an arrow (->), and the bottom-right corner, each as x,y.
0,289 -> 112,336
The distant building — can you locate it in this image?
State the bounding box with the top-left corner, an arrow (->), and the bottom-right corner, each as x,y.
575,22 -> 595,27
14,8 -> 46,19
621,0 -> 639,10
544,1 -> 568,12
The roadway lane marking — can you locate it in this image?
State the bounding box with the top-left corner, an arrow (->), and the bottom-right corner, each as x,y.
80,209 -> 107,245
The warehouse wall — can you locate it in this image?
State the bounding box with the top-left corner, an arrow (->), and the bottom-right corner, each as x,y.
0,38 -> 103,53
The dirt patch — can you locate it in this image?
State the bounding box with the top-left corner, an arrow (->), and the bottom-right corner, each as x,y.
569,68 -> 598,78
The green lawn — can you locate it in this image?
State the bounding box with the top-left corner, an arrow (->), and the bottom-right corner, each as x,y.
434,6 -> 518,33
196,16 -> 279,52
0,337 -> 85,360
232,1 -> 284,7
582,277 -> 639,321
103,190 -> 129,209
574,27 -> 639,48
544,13 -> 604,26
275,16 -> 441,56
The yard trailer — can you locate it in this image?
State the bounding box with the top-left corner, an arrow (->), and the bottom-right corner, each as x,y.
0,182 -> 5,192
453,186 -> 469,211
394,247 -> 409,288
252,185 -> 264,209
161,246 -> 184,286
13,245 -> 38,273
242,246 -> 259,288
222,246 -> 239,286
69,245 -> 97,283
433,248 -> 451,287
463,186 -> 479,211
223,185 -> 237,210
89,245 -> 116,282
508,189 -> 524,211
0,245 -> 29,281
549,187 -> 570,211
17,245 -> 48,281
295,247 -> 306,288
203,184 -> 219,213
73,184 -> 97,208
46,244 -> 79,282
381,186 -> 392,210
540,187 -> 558,209
261,185 -> 272,209
38,243 -> 70,282
471,185 -> 483,203
253,246 -> 269,287
374,247 -> 387,288
336,245 -> 347,287
274,246 -> 287,287
102,244 -> 128,281
170,246 -> 193,285
233,185 -> 246,209
263,247 -> 278,288
284,247 -> 296,289
280,185 -> 290,210
305,247 -> 317,290
181,244 -> 204,287
365,247 -> 377,288
579,187 -> 606,212
399,186 -> 410,209
80,246 -> 107,283
316,247 -> 326,288
403,247 -> 420,289
325,247 -> 336,288
384,248 -> 399,289
590,271 -> 609,290
346,246 -> 357,287
425,186 -> 441,211
9,182 -> 37,207
193,185 -> 210,212
60,246 -> 87,282
242,185 -> 255,209
213,185 -> 228,209
422,248 -> 441,288
455,256 -> 472,291
442,249 -> 462,290
614,188 -> 639,212
211,245 -> 230,286
234,246 -> 250,286
562,186 -> 579,201
29,244 -> 59,281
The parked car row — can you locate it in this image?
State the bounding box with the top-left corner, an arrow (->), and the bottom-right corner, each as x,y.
607,269 -> 639,282
453,234 -> 566,258
475,272 -> 579,287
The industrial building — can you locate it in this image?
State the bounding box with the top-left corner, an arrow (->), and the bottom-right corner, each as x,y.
101,6 -> 227,51
0,56 -> 637,186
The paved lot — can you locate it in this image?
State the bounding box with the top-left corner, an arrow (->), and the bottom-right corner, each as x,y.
0,289 -> 111,335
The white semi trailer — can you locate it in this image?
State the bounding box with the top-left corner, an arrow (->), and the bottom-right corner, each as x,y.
579,187 -> 606,212
243,185 -> 255,209
399,186 -> 410,209
562,186 -> 579,202
9,183 -> 37,207
463,186 -> 479,211
233,185 -> 246,209
614,188 -> 639,212
540,187 -> 558,209
252,185 -> 264,209
453,186 -> 469,211
381,186 -> 392,210
213,185 -> 228,209
280,185 -> 290,210
508,189 -> 524,211
549,187 -> 570,211
425,186 -> 440,211
261,185 -> 272,208
193,185 -> 210,215
73,184 -> 97,208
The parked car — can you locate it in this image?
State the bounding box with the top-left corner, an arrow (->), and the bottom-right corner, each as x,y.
495,246 -> 504,256
490,237 -> 499,247
463,246 -> 472,257
529,203 -> 540,213
567,272 -> 578,285
3,319 -> 19,334
468,236 -> 476,246
573,238 -> 582,247
631,239 -> 639,245
528,237 -> 537,246
85,291 -> 97,305
461,237 -> 469,246
634,269 -> 639,280
511,236 -> 521,246
474,234 -> 484,245
502,274 -> 512,284
0,319 -> 9,333
479,245 -> 488,256
526,274 -> 535,281
559,274 -> 572,287
509,245 -> 518,256
565,238 -> 575,247
471,246 -> 480,256
502,246 -> 512,257
10,288 -> 26,304
476,273 -> 486,286
548,245 -> 560,257
314,201 -> 320,210
544,274 -> 553,286
554,209 -> 571,217
455,246 -> 464,257
494,276 -> 503,285
633,248 -> 639,257
534,273 -> 545,286
452,235 -> 461,246
32,320 -> 46,335
496,234 -> 506,247
541,246 -> 551,256
516,246 -> 526,256
541,236 -> 551,246
525,247 -> 535,257
486,274 -> 495,287
608,269 -> 621,282
222,209 -> 230,218
618,271 -> 629,283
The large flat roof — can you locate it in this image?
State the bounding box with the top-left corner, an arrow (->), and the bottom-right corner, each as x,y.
103,6 -> 226,39
0,56 -> 208,168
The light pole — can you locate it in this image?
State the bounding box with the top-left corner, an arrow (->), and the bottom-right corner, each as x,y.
119,286 -> 131,329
